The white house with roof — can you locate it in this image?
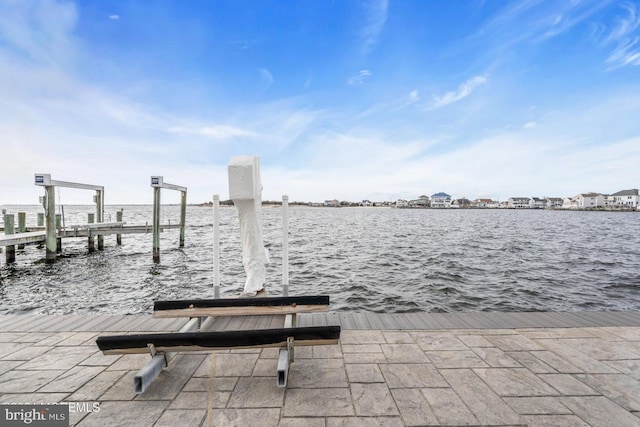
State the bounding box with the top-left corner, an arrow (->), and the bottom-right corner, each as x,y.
575,192 -> 603,209
395,199 -> 409,208
507,197 -> 530,208
431,192 -> 451,208
545,197 -> 564,209
611,189 -> 639,209
531,197 -> 545,209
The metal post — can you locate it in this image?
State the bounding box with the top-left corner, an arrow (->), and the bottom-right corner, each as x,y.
153,187 -> 161,263
17,212 -> 26,249
44,186 -> 56,263
96,190 -> 104,250
4,214 -> 15,263
88,213 -> 95,252
282,195 -> 289,297
116,209 -> 123,245
179,190 -> 187,247
213,194 -> 220,299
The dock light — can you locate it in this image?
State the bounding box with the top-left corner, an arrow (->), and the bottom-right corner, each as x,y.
151,176 -> 163,187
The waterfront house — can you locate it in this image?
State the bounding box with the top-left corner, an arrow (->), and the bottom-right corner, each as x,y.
361,200 -> 372,207
611,189 -> 639,210
507,197 -> 531,208
531,197 -> 546,209
324,199 -> 339,207
395,199 -> 409,208
574,192 -> 603,209
545,197 -> 563,209
409,195 -> 430,208
562,197 -> 578,209
431,192 -> 452,208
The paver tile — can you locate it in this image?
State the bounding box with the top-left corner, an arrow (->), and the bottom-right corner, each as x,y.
0,369 -> 64,393
425,350 -> 489,368
380,363 -> 447,389
576,373 -> 640,411
284,388 -> 354,417
522,414 -> 591,426
340,330 -> 385,344
381,344 -> 429,363
471,346 -> 522,367
473,367 -> 558,396
421,387 -> 478,426
538,373 -> 598,396
351,383 -> 398,416
507,351 -> 558,373
288,358 -> 348,388
535,339 -> 619,373
382,331 -> 414,344
39,365 -> 105,393
345,364 -> 385,383
486,333 -> 543,351
503,396 -> 572,415
441,368 -> 522,425
457,334 -> 493,347
1,345 -> 51,361
560,396 -> 640,427
66,370 -> 128,401
227,377 -> 285,408
193,353 -> 257,377
414,332 -> 468,351
153,409 -> 206,427
390,388 -> 439,426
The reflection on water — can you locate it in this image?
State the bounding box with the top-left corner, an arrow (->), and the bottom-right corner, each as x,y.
1,205 -> 639,314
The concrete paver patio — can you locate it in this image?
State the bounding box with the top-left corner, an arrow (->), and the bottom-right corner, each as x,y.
1,321 -> 640,426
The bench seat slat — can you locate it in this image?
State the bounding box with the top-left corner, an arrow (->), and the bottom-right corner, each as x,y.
153,296 -> 330,318
97,325 -> 341,355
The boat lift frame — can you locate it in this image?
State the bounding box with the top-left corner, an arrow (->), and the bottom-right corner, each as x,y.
35,174 -> 104,263
150,176 -> 187,263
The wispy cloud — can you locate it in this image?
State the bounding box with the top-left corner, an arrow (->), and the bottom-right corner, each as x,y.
347,69 -> 372,85
524,121 -> 537,129
168,125 -> 256,139
602,2 -> 640,69
109,15 -> 119,20
431,76 -> 487,109
258,67 -> 274,92
360,0 -> 388,54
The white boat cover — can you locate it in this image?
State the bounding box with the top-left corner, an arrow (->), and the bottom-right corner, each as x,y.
228,156 -> 269,293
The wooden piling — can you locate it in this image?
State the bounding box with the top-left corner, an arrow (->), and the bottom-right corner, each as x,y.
116,210 -> 123,245
179,190 -> 187,247
44,185 -> 56,263
55,214 -> 62,253
96,190 -> 104,250
17,212 -> 26,249
153,187 -> 161,263
3,214 -> 15,263
88,213 -> 95,252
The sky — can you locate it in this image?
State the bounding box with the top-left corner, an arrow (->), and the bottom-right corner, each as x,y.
1,0 -> 639,205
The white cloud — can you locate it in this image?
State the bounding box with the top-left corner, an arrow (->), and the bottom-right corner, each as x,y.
360,0 -> 388,54
109,14 -> 120,20
347,70 -> 372,85
603,2 -> 640,69
258,68 -> 274,92
431,76 -> 487,109
168,125 -> 256,139
524,121 -> 537,129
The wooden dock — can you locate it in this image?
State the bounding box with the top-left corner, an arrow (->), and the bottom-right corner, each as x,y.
1,311 -> 639,333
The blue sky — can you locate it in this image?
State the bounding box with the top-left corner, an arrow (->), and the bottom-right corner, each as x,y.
1,0 -> 639,205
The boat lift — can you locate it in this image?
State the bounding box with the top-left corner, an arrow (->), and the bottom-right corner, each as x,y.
35,174 -> 104,263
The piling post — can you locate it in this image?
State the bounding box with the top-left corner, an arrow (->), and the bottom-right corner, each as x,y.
4,214 -> 15,263
282,195 -> 289,297
213,194 -> 220,299
179,190 -> 187,247
88,213 -> 95,252
55,214 -> 62,253
116,209 -> 123,245
17,212 -> 26,249
44,185 -> 56,263
96,190 -> 104,250
37,213 -> 44,227
152,187 -> 161,263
